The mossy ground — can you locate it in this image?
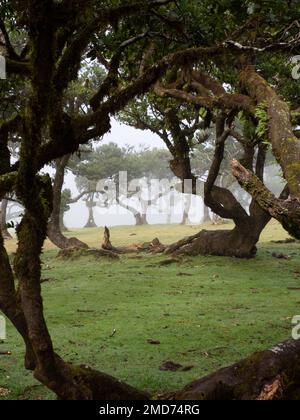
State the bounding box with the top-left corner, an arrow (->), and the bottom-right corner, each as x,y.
1,221 -> 300,400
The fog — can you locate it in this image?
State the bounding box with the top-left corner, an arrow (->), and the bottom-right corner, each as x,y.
64,120 -> 204,228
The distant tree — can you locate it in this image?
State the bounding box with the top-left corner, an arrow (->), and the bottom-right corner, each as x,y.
73,143 -> 176,225
73,177 -> 98,228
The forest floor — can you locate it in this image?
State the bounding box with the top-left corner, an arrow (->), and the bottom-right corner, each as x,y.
1,221 -> 300,400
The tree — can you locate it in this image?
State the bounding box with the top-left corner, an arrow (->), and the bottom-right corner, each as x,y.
74,176 -> 99,228
1,0 -> 300,401
0,0 -> 183,399
121,93 -> 274,256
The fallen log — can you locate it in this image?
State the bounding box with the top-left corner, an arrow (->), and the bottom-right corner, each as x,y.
161,339 -> 300,400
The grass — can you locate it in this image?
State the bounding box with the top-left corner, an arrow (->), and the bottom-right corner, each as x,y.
1,221 -> 300,400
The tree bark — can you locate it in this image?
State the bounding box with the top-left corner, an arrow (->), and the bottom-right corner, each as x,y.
231,66 -> 300,239
135,213 -> 148,225
164,339 -> 300,400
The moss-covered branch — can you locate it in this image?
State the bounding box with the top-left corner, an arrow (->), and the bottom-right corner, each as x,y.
166,339 -> 300,400
231,159 -> 300,239
240,65 -> 300,198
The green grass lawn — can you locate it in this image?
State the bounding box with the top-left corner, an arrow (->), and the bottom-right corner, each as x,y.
1,221 -> 300,400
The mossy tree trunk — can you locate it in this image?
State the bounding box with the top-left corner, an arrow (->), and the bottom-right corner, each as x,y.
232,66 -> 300,239
240,65 -> 300,199
165,339 -> 300,400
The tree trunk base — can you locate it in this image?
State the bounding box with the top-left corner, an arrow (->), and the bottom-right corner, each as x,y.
48,225 -> 88,250
102,226 -> 261,259
34,356 -> 150,400
84,222 -> 98,228
135,214 -> 148,226
165,227 -> 258,258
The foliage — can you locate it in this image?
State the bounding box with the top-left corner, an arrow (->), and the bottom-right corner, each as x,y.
74,142 -> 173,186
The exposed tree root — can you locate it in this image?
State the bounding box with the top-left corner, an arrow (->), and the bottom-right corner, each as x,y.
102,226 -> 262,259
48,227 -> 89,250
160,339 -> 300,400
57,246 -> 119,260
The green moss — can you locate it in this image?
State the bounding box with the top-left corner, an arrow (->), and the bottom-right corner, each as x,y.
255,101 -> 269,144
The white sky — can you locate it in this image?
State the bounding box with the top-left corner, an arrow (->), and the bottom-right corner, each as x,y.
101,120 -> 164,149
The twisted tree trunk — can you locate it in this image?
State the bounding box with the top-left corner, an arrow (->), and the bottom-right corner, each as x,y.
164,116 -> 271,258
240,65 -> 300,199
